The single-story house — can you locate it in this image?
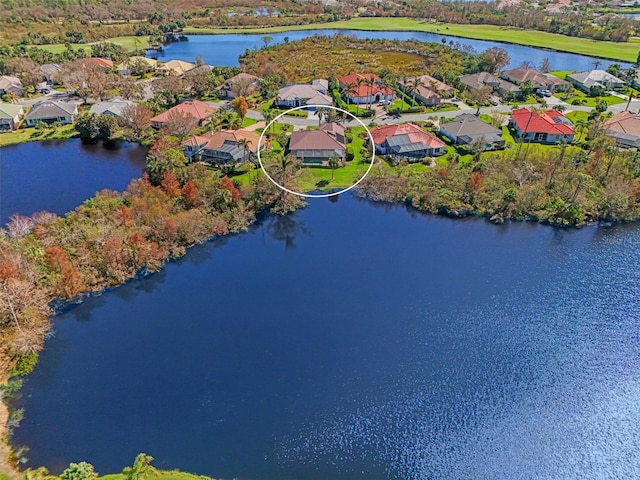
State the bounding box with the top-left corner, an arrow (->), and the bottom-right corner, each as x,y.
182,129 -> 264,164
116,57 -> 158,76
0,75 -> 23,97
398,74 -> 454,106
500,68 -> 569,92
24,100 -> 78,126
370,123 -> 445,160
159,59 -> 196,76
460,72 -> 521,99
288,122 -> 346,165
151,99 -> 217,129
0,103 -> 25,131
509,107 -> 575,144
218,72 -> 262,99
78,57 -> 114,70
89,100 -> 135,119
338,73 -> 395,105
439,114 -> 504,149
274,80 -> 332,109
40,63 -> 61,83
604,111 -> 640,148
567,70 -> 625,93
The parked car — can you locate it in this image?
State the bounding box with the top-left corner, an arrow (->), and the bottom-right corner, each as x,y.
535,89 -> 552,98
488,97 -> 499,106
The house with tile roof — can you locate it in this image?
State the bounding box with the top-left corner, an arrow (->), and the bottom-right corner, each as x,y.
288,123 -> 346,165
182,129 -> 265,164
439,114 -> 504,149
89,100 -> 135,119
567,70 -> 625,93
274,80 -> 332,109
604,111 -> 640,148
460,72 -> 521,99
398,75 -> 454,106
24,100 -> 78,126
0,75 -> 23,97
116,56 -> 158,76
151,100 -> 217,129
338,73 -> 395,105
78,57 -> 114,70
0,103 -> 25,131
218,72 -> 262,99
369,123 -> 445,160
509,107 -> 575,144
159,60 -> 196,76
500,68 -> 569,92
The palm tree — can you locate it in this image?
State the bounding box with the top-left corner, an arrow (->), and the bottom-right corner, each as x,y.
238,138 -> 252,164
328,154 -> 340,180
574,118 -> 587,142
624,67 -> 637,112
410,76 -> 426,107
262,108 -> 275,133
355,77 -> 366,115
314,107 -> 328,127
366,76 -> 376,111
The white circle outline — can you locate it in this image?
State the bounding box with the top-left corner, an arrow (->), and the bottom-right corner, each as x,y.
256,104 -> 376,198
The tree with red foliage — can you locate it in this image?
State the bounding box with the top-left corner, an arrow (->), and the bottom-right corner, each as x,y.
161,169 -> 182,198
182,179 -> 200,208
231,96 -> 249,120
220,176 -> 242,202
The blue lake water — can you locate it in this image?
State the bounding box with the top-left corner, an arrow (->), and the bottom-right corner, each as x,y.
151,30 -> 628,70
0,139 -> 147,225
14,194 -> 640,479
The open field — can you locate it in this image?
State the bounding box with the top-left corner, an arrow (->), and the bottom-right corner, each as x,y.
32,36 -> 148,54
184,18 -> 639,63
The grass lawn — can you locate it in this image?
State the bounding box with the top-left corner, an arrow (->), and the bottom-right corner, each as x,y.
31,36 -> 149,54
241,117 -> 258,127
0,124 -> 78,147
551,71 -> 572,80
507,95 -> 539,106
183,18 -> 638,63
554,89 -> 626,107
565,110 -> 589,124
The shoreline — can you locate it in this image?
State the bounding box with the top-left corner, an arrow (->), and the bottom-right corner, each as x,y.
181,18 -> 637,63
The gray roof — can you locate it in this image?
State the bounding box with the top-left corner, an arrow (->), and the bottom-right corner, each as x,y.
25,100 -> 77,120
386,134 -> 432,154
567,70 -> 624,88
441,114 -> 502,138
89,100 -> 134,117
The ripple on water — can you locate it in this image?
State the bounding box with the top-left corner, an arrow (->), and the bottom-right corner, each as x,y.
278,226 -> 640,479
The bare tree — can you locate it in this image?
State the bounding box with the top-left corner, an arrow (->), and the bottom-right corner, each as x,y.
162,109 -> 198,139
120,103 -> 153,138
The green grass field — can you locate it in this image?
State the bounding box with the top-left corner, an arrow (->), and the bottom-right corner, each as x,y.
32,36 -> 148,54
183,18 -> 639,63
0,124 -> 78,147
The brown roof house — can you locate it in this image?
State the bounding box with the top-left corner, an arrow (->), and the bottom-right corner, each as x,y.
218,72 -> 261,99
24,100 -> 77,126
500,68 -> 570,92
151,100 -> 217,129
0,103 -> 25,132
370,123 -> 445,161
182,129 -> 265,164
398,74 -> 454,106
0,75 -> 23,97
439,114 -> 504,149
288,123 -> 346,165
460,72 -> 521,100
159,60 -> 196,76
604,111 -> 640,148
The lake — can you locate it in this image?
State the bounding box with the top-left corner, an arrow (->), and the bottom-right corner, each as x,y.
0,139 -> 147,225
151,30 -> 628,70
14,194 -> 640,479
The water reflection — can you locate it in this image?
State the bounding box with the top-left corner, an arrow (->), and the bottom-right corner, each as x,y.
265,213 -> 309,250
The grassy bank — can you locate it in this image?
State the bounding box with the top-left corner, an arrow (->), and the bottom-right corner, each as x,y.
183,18 -> 639,63
0,125 -> 79,147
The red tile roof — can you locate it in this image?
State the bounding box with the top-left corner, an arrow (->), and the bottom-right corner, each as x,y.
80,57 -> 114,69
182,129 -> 264,152
151,100 -> 217,124
510,108 -> 575,135
338,73 -> 393,98
370,123 -> 446,149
